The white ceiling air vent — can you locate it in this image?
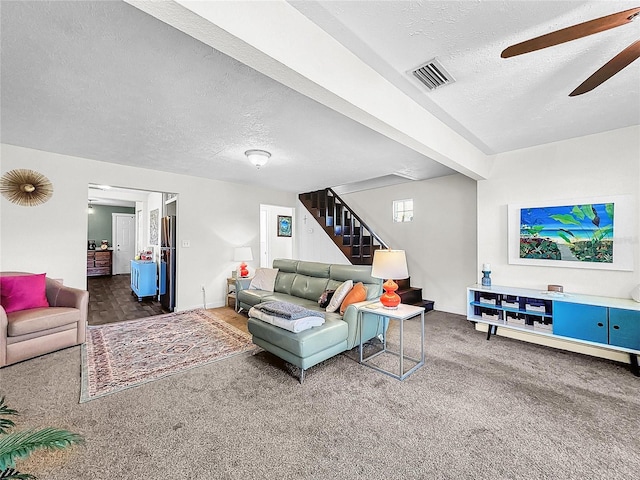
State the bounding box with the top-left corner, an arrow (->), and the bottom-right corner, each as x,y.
410,58 -> 455,91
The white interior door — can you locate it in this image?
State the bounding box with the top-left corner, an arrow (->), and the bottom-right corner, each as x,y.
112,213 -> 136,275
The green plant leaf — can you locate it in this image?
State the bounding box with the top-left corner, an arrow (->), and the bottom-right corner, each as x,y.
581,204 -> 595,220
0,398 -> 18,436
605,203 -> 614,220
558,232 -> 571,244
0,428 -> 84,471
549,214 -> 581,226
0,398 -> 18,418
570,206 -> 585,220
594,226 -> 613,241
0,420 -> 15,436
1,467 -> 35,479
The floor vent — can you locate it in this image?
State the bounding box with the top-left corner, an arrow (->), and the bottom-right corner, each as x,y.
410,58 -> 455,91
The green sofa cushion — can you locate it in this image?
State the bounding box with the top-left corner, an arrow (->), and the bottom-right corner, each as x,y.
274,272 -> 296,295
291,275 -> 330,302
237,289 -> 273,305
272,259 -> 298,273
296,261 -> 330,277
248,316 -> 347,358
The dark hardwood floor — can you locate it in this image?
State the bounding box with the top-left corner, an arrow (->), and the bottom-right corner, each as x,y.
87,274 -> 166,326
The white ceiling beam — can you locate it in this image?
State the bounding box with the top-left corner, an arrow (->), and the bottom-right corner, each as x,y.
126,0 -> 492,180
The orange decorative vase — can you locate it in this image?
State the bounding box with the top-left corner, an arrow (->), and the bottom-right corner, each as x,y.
380,279 -> 401,309
239,262 -> 249,278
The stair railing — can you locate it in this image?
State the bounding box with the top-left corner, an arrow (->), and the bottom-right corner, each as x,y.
326,188 -> 389,251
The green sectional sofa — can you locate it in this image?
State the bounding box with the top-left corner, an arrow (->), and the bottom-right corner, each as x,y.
237,259 -> 386,382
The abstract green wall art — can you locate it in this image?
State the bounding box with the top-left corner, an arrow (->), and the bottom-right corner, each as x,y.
508,195 -> 633,271
519,202 -> 614,263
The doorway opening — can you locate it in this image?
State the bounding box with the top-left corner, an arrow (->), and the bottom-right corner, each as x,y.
259,204 -> 294,268
87,185 -> 178,325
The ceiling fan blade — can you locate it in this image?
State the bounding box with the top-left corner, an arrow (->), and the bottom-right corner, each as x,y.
501,7 -> 640,58
569,39 -> 640,96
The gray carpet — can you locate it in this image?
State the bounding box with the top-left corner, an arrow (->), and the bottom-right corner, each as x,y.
1,311 -> 638,479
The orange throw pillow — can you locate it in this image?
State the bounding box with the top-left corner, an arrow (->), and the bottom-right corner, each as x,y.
340,282 -> 367,315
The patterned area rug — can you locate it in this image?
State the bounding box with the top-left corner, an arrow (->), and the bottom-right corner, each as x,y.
80,309 -> 255,403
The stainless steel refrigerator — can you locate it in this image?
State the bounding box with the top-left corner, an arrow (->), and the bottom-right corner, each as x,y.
160,215 -> 176,311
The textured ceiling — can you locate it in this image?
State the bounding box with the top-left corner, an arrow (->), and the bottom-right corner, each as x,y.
1,1 -> 639,197
0,0 -> 454,195
291,0 -> 640,154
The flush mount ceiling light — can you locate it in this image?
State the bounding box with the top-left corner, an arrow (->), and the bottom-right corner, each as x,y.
245,149 -> 271,168
0,169 -> 53,206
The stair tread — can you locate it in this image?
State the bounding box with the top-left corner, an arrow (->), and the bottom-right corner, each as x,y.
400,299 -> 435,311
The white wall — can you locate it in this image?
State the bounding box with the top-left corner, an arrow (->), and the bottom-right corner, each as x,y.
478,126 -> 640,299
476,126 -> 639,363
0,144 -> 296,310
342,173 -> 478,315
295,200 -> 350,265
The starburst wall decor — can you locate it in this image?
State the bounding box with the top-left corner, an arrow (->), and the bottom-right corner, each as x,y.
0,169 -> 53,206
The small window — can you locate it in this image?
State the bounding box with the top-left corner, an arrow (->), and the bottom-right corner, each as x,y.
393,199 -> 413,223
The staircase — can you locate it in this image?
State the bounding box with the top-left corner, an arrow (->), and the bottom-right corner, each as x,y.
396,279 -> 435,312
299,188 -> 434,311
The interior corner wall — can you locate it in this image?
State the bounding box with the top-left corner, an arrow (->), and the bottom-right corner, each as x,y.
146,192 -> 163,260
341,173 -> 478,315
0,143 -> 296,310
295,200 -> 350,265
477,125 -> 640,299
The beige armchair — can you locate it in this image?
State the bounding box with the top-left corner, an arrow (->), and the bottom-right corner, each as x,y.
1,272 -> 88,368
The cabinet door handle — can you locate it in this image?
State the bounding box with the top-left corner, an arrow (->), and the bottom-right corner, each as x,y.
613,325 -> 620,330
597,322 -> 604,327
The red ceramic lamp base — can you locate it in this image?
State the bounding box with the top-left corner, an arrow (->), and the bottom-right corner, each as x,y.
379,278 -> 401,309
239,262 -> 249,278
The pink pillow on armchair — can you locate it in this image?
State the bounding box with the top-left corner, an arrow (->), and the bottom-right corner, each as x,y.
0,273 -> 50,313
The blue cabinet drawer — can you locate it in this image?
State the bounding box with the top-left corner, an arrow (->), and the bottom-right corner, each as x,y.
609,308 -> 640,350
553,302 -> 607,344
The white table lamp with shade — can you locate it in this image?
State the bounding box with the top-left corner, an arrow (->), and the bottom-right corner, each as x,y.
370,249 -> 409,309
234,247 -> 253,278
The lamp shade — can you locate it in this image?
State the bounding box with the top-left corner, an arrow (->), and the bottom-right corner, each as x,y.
371,249 -> 408,280
233,247 -> 253,262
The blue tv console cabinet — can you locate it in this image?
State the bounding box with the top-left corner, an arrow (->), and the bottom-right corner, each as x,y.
467,284 -> 640,376
131,260 -> 158,301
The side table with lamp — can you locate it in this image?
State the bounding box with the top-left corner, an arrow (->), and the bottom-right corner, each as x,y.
232,247 -> 254,311
234,246 -> 253,279
358,249 -> 425,380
